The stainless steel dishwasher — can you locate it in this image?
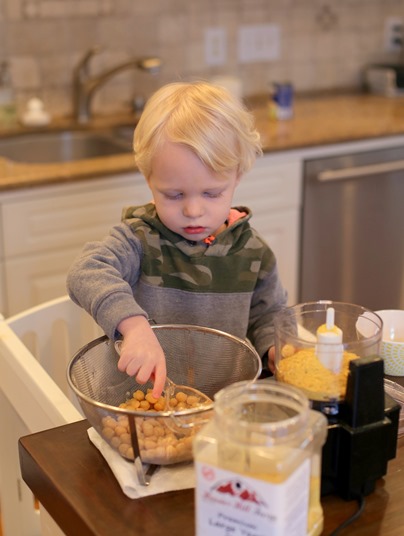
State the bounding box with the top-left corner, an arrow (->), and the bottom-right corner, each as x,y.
300,145 -> 404,310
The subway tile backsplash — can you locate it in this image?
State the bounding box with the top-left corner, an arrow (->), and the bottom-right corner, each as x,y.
1,0 -> 404,117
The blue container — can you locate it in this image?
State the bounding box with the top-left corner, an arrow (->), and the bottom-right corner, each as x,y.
272,82 -> 294,120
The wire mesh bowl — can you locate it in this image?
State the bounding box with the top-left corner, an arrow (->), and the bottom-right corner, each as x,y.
67,324 -> 261,484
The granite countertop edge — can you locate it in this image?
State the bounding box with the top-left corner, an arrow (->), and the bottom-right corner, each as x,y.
2,93 -> 404,192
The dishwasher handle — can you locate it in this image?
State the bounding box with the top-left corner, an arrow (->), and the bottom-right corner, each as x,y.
318,159 -> 404,182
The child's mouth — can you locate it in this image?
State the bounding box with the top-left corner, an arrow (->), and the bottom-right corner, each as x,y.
184,226 -> 206,235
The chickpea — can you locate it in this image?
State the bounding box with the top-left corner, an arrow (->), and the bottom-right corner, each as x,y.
142,422 -> 155,437
118,415 -> 129,425
101,427 -> 115,440
281,344 -> 296,358
133,390 -> 145,401
144,439 -> 157,450
147,418 -> 160,427
154,425 -> 165,438
118,443 -> 130,456
145,392 -> 158,405
186,395 -> 199,406
175,391 -> 187,403
102,416 -> 117,429
114,425 -> 127,437
128,399 -> 140,409
120,433 -> 131,445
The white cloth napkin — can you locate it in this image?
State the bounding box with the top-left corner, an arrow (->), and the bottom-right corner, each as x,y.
87,427 -> 196,499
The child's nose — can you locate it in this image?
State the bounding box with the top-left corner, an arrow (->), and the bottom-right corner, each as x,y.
183,199 -> 203,218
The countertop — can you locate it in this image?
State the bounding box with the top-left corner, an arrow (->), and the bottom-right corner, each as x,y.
2,93 -> 404,192
19,418 -> 404,536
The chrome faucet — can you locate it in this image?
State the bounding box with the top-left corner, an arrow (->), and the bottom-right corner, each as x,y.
72,47 -> 162,124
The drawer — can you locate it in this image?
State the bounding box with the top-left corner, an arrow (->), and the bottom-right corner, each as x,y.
1,173 -> 151,257
233,159 -> 301,211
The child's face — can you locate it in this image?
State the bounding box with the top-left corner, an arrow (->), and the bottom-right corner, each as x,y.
147,141 -> 240,242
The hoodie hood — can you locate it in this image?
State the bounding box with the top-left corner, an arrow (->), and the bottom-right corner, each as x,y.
122,202 -> 253,258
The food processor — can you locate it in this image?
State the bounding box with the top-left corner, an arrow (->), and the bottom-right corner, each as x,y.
273,301 -> 401,500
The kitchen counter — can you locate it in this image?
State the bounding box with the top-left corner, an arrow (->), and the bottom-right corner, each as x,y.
2,93 -> 404,191
19,417 -> 404,536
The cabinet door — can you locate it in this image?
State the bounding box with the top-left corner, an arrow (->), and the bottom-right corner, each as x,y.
4,247 -> 83,316
0,261 -> 5,316
233,157 -> 301,304
2,173 -> 151,258
252,209 -> 300,305
0,172 -> 152,316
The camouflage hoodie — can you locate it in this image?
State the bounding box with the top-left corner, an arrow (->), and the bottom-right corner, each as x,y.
67,202 -> 287,364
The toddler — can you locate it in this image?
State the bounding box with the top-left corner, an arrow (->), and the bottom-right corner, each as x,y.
66,81 -> 287,398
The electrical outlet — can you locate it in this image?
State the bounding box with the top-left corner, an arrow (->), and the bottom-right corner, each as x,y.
238,24 -> 280,63
384,17 -> 403,52
204,27 -> 227,66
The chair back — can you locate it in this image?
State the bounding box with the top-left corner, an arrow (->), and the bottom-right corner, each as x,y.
0,296 -> 102,536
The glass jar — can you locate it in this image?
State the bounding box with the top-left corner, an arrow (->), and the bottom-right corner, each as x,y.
193,380 -> 327,536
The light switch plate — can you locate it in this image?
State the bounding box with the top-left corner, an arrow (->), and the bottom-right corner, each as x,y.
238,24 -> 280,63
384,17 -> 403,52
204,27 -> 227,66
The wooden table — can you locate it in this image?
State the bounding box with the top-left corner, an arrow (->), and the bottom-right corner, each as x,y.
19,415 -> 404,536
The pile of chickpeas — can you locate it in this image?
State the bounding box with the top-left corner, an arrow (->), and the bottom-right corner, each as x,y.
100,388 -> 210,464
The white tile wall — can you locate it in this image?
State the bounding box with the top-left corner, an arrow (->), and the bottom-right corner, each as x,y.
0,0 -> 403,117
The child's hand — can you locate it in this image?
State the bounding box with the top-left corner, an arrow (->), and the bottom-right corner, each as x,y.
117,316 -> 167,399
268,346 -> 276,374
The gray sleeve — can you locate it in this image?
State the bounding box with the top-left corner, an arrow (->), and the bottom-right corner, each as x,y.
247,262 -> 288,359
66,222 -> 148,340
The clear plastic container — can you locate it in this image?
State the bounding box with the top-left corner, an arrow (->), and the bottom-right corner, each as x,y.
274,301 -> 382,405
193,380 -> 327,536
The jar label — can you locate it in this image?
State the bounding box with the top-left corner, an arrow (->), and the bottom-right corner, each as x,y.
195,458 -> 310,535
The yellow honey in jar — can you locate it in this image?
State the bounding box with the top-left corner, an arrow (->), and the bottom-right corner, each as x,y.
193,381 -> 327,536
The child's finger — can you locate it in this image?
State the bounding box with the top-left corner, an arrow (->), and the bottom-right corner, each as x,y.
152,366 -> 167,400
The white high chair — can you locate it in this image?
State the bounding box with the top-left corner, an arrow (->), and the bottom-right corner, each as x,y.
0,295 -> 102,536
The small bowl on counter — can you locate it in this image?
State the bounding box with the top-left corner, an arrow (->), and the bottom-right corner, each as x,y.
376,310 -> 404,376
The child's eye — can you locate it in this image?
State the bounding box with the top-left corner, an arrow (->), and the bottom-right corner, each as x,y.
165,193 -> 183,200
204,191 -> 222,198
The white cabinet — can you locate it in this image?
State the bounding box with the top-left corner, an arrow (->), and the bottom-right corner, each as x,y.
0,209 -> 5,315
0,260 -> 5,316
0,154 -> 302,316
0,172 -> 152,316
233,154 -> 302,305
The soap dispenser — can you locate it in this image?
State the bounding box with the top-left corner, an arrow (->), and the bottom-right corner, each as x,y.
0,61 -> 17,125
21,97 -> 51,126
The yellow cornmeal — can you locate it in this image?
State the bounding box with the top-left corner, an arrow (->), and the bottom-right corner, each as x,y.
277,347 -> 359,399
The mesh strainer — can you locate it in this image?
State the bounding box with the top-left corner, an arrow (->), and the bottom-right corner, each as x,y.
67,324 -> 262,484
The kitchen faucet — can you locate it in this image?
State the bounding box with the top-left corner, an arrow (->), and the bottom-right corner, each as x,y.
72,47 -> 162,124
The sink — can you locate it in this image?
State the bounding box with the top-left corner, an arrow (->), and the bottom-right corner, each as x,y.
0,129 -> 133,164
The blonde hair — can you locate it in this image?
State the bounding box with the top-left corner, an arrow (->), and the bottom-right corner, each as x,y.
133,81 -> 262,179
